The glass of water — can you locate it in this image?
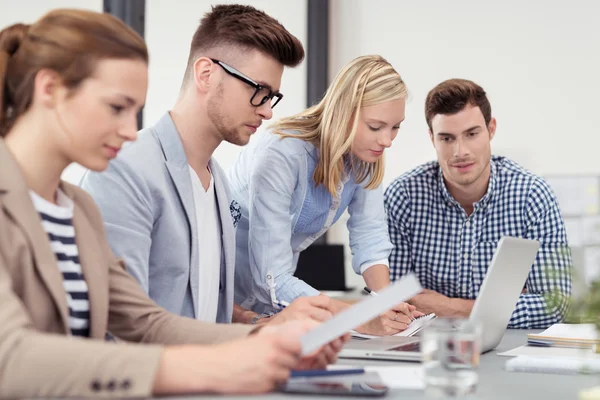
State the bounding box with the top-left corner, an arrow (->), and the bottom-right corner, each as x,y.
421,318 -> 482,397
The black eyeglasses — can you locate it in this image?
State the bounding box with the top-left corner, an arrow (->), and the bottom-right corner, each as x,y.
211,59 -> 283,109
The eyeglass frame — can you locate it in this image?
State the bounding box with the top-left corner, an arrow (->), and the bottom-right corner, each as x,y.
210,58 -> 283,109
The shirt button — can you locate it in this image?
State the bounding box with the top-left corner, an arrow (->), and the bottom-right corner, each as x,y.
463,252 -> 470,260
106,380 -> 117,391
465,220 -> 471,227
121,379 -> 131,391
90,380 -> 102,392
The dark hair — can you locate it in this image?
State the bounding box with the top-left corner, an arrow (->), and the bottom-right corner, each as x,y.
183,4 -> 305,81
424,78 -> 492,131
0,9 -> 148,136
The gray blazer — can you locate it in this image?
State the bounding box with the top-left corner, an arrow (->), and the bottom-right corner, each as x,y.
80,112 -> 237,322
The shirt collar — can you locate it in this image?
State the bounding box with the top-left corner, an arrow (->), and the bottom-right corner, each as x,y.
438,158 -> 498,211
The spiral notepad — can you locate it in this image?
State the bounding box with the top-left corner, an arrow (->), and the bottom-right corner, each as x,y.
350,313 -> 437,339
398,313 -> 437,337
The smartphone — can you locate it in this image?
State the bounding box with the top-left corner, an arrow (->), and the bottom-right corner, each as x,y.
280,381 -> 389,397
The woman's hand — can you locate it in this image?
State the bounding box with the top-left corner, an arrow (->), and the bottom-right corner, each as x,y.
354,302 -> 423,336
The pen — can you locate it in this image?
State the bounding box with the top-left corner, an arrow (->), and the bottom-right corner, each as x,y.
290,368 -> 365,378
364,286 -> 415,322
275,299 -> 290,309
267,270 -> 290,310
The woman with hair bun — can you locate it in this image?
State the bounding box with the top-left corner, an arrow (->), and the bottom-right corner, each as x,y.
0,8 -> 343,398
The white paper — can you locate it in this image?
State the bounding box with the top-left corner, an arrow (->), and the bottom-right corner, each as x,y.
505,355 -> 600,375
328,365 -> 424,389
368,366 -> 424,389
300,273 -> 422,355
531,323 -> 598,340
498,345 -> 600,359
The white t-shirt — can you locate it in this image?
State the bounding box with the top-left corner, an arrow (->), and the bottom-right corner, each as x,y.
188,165 -> 221,322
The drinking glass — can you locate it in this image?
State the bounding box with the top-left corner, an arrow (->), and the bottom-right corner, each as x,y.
421,318 -> 482,397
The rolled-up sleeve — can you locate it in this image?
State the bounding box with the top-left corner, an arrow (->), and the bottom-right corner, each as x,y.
384,181 -> 414,281
247,145 -> 319,310
509,179 -> 572,328
347,184 -> 393,276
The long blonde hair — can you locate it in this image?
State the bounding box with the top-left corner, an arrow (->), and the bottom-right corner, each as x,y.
273,55 -> 407,195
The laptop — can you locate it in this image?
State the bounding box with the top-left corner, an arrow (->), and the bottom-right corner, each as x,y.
339,236 -> 540,361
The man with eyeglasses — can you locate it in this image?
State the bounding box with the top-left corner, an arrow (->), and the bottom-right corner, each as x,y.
80,4 -> 336,327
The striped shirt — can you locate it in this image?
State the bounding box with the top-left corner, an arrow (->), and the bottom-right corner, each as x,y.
30,189 -> 90,337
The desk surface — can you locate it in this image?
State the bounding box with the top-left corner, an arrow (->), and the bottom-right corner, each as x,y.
161,330 -> 598,400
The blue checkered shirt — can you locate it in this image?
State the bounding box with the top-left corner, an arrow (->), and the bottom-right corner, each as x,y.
384,156 -> 572,329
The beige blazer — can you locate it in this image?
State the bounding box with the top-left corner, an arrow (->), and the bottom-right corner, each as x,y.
0,140 -> 254,398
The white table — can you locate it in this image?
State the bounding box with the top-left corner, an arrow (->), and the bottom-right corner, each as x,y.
161,329 -> 598,399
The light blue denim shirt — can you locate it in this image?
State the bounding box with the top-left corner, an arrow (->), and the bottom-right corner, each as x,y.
228,130 -> 393,313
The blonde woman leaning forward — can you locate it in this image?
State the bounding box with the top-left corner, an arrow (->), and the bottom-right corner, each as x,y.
229,55 -> 423,336
0,9 -> 345,399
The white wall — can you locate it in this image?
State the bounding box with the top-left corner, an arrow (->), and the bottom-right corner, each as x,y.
328,0 -> 600,287
331,0 -> 600,183
0,0 -> 102,185
145,0 -> 308,170
0,0 -> 101,22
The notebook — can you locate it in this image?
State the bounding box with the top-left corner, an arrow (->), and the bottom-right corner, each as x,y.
350,313 -> 437,339
527,324 -> 599,349
505,355 -> 600,375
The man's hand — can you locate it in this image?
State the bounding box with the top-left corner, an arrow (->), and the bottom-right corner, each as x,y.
264,295 -> 335,325
409,289 -> 474,317
408,289 -> 449,315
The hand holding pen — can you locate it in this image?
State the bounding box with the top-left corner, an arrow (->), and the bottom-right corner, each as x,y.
361,286 -> 425,335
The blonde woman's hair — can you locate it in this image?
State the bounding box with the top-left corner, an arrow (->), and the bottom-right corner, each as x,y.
273,55 -> 407,195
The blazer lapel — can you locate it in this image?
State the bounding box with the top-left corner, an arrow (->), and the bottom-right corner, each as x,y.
165,162 -> 199,318
154,113 -> 199,317
64,185 -> 109,339
210,160 -> 235,319
0,142 -> 69,333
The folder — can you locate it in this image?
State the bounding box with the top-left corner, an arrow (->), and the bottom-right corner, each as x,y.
527,324 -> 599,349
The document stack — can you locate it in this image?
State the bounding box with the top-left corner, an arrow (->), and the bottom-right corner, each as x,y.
527,324 -> 598,349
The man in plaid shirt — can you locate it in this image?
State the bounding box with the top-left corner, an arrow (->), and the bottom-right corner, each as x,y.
384,79 -> 572,329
